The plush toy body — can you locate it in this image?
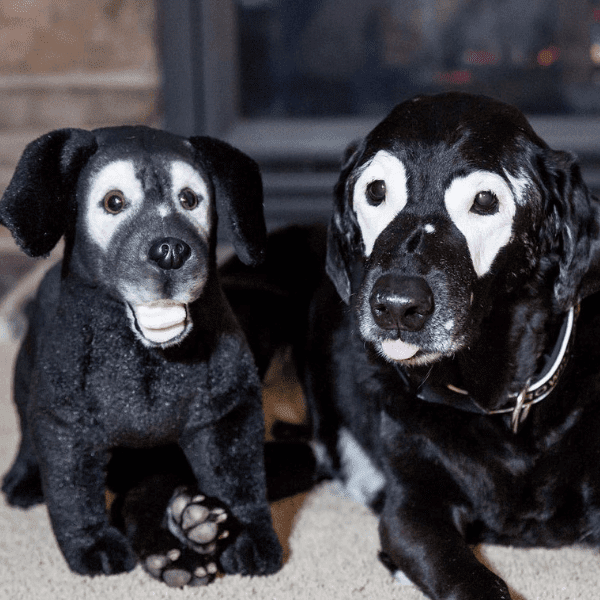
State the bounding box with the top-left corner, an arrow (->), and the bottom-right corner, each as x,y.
0,126 -> 282,583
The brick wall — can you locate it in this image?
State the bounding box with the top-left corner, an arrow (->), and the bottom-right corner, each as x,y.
0,0 -> 156,76
0,0 -> 161,207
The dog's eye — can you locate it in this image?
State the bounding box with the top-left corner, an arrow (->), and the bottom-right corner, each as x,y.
366,179 -> 386,206
103,190 -> 126,214
179,188 -> 199,210
471,191 -> 498,215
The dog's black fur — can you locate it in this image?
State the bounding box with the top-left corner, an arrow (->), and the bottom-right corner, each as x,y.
0,126 -> 282,581
253,94 -> 600,600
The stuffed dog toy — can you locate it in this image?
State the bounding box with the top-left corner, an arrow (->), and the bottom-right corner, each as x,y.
0,126 -> 282,586
244,93 -> 600,600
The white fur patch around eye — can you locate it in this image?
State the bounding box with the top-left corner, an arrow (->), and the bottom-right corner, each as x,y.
352,150 -> 408,256
444,171 -> 517,277
85,160 -> 143,251
170,161 -> 211,238
505,170 -> 531,206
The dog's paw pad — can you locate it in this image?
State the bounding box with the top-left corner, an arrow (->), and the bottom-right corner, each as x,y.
167,487 -> 229,554
145,548 -> 218,587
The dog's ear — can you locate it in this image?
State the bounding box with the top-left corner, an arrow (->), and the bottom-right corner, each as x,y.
326,140 -> 364,304
326,219 -> 352,304
540,149 -> 600,309
0,128 -> 97,257
188,136 -> 266,266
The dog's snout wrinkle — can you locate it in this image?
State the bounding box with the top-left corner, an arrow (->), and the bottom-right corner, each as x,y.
405,228 -> 423,254
370,275 -> 434,332
149,237 -> 191,270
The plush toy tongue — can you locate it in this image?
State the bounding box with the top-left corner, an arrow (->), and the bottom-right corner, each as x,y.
381,339 -> 419,361
133,303 -> 188,344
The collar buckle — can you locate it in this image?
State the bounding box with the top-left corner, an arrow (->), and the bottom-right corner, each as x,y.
441,305 -> 578,433
510,381 -> 532,434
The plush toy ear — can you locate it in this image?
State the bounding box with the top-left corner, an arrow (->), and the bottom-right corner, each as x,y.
540,148 -> 600,309
0,128 -> 97,257
325,140 -> 364,304
188,136 -> 266,266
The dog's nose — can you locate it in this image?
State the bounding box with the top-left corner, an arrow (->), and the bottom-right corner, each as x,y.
149,238 -> 191,270
370,275 -> 434,332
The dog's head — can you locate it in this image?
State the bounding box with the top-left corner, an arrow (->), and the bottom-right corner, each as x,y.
327,92 -> 600,366
0,126 -> 266,348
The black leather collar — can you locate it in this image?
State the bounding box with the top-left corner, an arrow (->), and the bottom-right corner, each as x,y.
395,306 -> 578,433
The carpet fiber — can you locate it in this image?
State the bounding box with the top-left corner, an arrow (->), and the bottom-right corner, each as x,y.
0,245 -> 598,600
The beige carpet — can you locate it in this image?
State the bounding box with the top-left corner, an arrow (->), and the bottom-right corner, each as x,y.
0,249 -> 599,600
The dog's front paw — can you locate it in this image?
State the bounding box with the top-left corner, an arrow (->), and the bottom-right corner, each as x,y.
220,524 -> 282,576
144,547 -> 219,587
64,527 -> 137,575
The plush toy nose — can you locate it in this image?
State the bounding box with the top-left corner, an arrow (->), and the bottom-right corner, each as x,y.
148,237 -> 191,270
370,274 -> 434,332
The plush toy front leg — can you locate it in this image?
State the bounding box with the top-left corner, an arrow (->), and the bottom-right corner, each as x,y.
2,430 -> 43,508
33,419 -> 137,576
2,330 -> 44,507
180,398 -> 283,577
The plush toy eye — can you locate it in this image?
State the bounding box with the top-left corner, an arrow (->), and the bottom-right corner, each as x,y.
471,191 -> 498,215
179,188 -> 199,210
366,179 -> 386,206
103,190 -> 126,214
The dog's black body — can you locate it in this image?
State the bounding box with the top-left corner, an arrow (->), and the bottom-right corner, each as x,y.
279,94 -> 600,600
0,127 -> 282,581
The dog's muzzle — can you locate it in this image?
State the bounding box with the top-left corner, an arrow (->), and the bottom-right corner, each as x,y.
130,302 -> 190,345
369,274 -> 434,360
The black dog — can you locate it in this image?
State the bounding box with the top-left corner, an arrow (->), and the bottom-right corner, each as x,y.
0,126 -> 282,585
276,93 -> 600,600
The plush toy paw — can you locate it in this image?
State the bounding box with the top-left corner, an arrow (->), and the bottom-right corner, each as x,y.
155,486 -> 282,580
144,547 -> 219,587
166,487 -> 230,554
140,486 -> 230,586
220,523 -> 283,576
2,461 -> 44,508
65,527 -> 137,575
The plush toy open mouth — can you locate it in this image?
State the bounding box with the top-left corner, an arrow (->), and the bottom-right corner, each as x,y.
380,338 -> 420,361
131,302 -> 189,345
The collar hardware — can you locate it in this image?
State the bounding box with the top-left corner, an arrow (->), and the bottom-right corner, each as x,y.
510,382 -> 532,434
408,305 -> 578,433
483,305 -> 578,432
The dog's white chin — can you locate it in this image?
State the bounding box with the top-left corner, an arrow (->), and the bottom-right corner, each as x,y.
132,302 -> 189,345
380,339 -> 420,361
